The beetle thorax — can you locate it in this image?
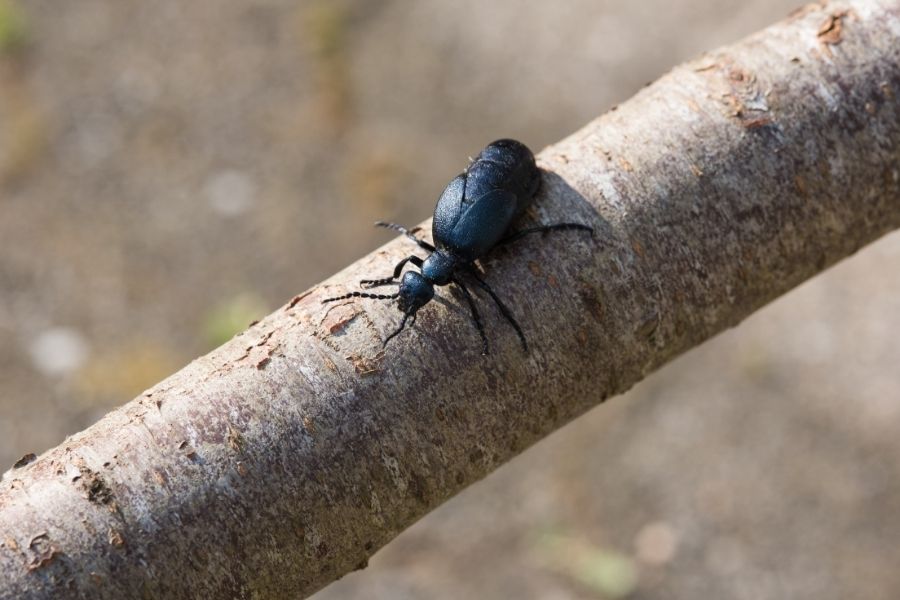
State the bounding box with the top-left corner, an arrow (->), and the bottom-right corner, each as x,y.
421,251 -> 457,286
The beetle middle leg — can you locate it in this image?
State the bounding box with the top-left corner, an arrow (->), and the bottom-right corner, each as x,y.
465,267 -> 528,352
361,255 -> 424,288
452,277 -> 489,355
375,221 -> 437,252
497,223 -> 593,246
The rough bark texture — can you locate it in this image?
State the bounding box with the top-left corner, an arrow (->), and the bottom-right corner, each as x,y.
1,1 -> 899,597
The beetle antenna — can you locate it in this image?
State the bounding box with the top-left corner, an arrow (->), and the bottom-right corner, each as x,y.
383,312 -> 412,348
322,291 -> 399,304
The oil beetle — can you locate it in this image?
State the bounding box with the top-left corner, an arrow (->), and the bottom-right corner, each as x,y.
323,139 -> 592,354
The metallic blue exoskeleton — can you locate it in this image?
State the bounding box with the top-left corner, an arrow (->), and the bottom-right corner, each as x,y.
323,139 -> 592,354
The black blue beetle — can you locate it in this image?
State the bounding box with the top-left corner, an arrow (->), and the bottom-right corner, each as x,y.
323,139 -> 592,354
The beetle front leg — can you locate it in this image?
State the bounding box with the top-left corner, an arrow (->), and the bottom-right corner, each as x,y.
360,255 -> 424,288
375,221 -> 437,253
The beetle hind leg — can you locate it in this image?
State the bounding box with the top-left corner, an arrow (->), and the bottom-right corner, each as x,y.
498,222 -> 593,246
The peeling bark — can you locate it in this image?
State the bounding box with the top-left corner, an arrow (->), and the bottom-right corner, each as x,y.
1,1 -> 899,598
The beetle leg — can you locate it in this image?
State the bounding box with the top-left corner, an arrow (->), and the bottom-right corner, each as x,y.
375,221 -> 437,253
360,255 -> 425,288
497,223 -> 593,246
383,311 -> 412,348
465,268 -> 528,352
451,278 -> 489,355
359,278 -> 398,289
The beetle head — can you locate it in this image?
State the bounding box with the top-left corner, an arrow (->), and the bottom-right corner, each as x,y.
397,271 -> 434,315
382,271 -> 434,348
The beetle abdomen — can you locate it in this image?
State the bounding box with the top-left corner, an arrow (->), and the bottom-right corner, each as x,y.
467,139 -> 540,206
432,139 -> 540,259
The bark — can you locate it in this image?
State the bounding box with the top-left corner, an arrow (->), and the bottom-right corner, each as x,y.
2,1 -> 899,598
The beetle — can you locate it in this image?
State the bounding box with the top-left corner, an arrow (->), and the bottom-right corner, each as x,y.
322,139 -> 592,354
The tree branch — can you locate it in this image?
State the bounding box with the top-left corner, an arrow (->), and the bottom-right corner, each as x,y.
2,1 -> 898,597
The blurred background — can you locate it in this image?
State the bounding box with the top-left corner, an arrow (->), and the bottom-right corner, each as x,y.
1,0 -> 899,598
